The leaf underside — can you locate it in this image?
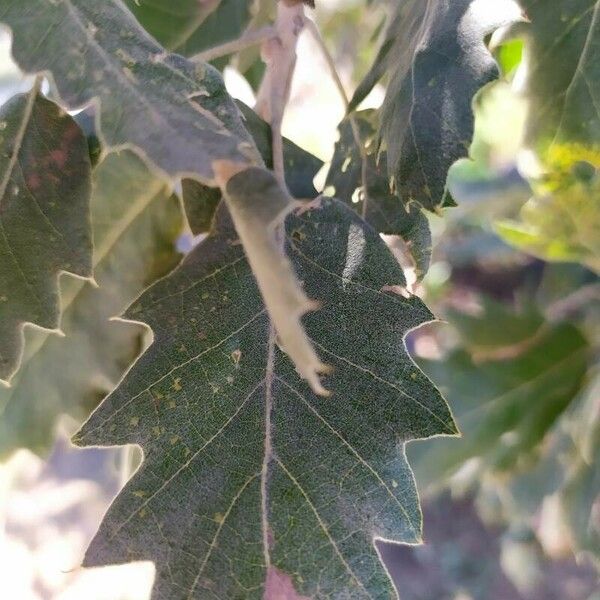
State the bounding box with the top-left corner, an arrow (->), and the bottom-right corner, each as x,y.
0,0 -> 259,183
352,0 -> 520,210
75,199 -> 456,599
0,91 -> 92,382
0,151 -> 183,458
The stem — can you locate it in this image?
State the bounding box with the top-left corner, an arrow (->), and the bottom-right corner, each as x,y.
305,19 -> 371,217
255,3 -> 305,185
546,283 -> 600,322
190,26 -> 276,63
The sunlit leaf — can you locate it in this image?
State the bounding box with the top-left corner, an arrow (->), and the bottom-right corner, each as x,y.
519,0 -> 600,154
74,199 -> 457,599
497,150 -> 600,273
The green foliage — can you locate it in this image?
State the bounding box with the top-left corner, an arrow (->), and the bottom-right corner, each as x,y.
74,199 -> 456,598
0,151 -> 182,457
497,155 -> 600,273
519,0 -> 600,154
496,0 -> 600,273
410,306 -> 589,489
0,90 -> 92,382
0,0 -> 598,597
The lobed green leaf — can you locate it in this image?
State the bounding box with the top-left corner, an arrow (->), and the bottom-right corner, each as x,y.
74,199 -> 457,599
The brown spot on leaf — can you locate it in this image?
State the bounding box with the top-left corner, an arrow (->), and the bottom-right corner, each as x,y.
264,566 -> 310,600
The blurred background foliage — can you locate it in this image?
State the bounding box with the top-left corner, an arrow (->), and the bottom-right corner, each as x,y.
0,0 -> 598,598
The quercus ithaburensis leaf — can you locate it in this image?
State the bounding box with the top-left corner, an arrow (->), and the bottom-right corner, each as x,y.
0,0 -> 327,393
352,0 -> 522,210
0,89 -> 92,383
0,0 -> 258,182
0,151 -> 183,458
74,198 -> 457,599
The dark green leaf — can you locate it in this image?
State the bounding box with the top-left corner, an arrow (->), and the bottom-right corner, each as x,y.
353,0 -> 520,210
0,151 -> 183,458
326,110 -> 432,279
122,0 -> 222,52
74,199 -> 456,599
0,90 -> 92,382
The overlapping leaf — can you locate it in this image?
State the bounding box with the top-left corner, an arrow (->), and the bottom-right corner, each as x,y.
351,0 -> 521,210
0,0 -> 329,393
183,102 -> 322,235
74,198 -> 457,599
0,0 -> 258,182
0,151 -> 182,458
326,110 -> 432,279
0,90 -> 92,382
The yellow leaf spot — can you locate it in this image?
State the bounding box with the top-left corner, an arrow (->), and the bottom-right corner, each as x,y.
133,490 -> 147,498
231,349 -> 242,364
130,416 -> 139,427
214,513 -> 224,524
170,435 -> 180,445
172,377 -> 182,391
152,426 -> 161,437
